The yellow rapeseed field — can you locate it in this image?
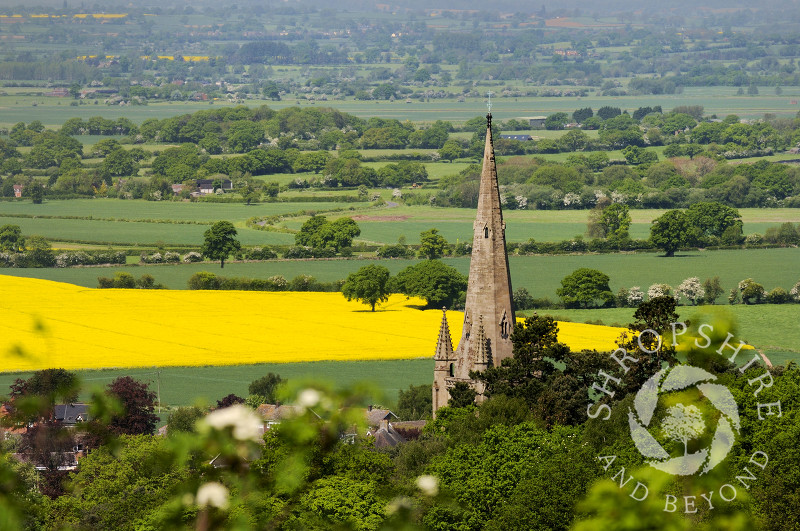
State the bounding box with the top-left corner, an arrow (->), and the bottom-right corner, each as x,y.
0,275 -> 626,372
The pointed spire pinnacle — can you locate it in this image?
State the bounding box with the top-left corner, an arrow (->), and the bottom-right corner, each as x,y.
473,316 -> 490,367
434,307 -> 454,361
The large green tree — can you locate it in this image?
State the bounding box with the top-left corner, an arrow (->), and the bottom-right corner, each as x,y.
0,224 -> 25,252
295,216 -> 361,252
685,202 -> 742,240
418,228 -> 447,260
341,264 -> 391,311
45,435 -> 188,529
394,259 -> 467,309
201,221 -> 241,268
556,268 -> 615,309
248,373 -> 284,404
395,384 -> 432,420
650,209 -> 690,257
587,202 -> 631,240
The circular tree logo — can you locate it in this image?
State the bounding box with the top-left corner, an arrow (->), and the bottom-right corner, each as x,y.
628,365 -> 740,476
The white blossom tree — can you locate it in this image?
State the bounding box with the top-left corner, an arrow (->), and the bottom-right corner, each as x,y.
790,281 -> 800,303
627,286 -> 644,306
648,283 -> 673,300
676,277 -> 705,305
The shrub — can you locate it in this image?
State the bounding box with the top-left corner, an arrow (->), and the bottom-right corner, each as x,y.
791,281 -> 800,303
676,277 -> 705,305
513,288 -> 535,311
245,246 -> 277,260
97,276 -> 116,289
283,246 -> 313,259
140,252 -> 163,264
113,272 -> 136,289
163,252 -> 181,263
268,275 -> 288,290
766,287 -> 790,304
289,274 -> 317,291
702,277 -> 724,305
376,243 -> 414,259
738,278 -> 765,305
310,247 -> 336,258
188,271 -> 221,290
183,251 -> 203,263
647,283 -> 673,300
745,233 -> 763,245
627,286 -> 644,307
56,250 -> 127,268
616,287 -> 629,308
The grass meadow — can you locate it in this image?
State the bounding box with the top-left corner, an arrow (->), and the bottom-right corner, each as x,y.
2,199 -> 795,247
1,247 -> 798,299
0,360 -> 436,409
529,305 -> 800,369
4,85 -> 800,130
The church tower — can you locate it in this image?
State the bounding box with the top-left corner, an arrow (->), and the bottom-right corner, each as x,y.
433,112 -> 516,413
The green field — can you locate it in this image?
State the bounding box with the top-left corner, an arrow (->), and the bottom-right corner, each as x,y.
529,304 -> 800,369
2,247 -> 798,299
0,359 -> 435,409
0,198 -> 359,223
4,86 -> 800,129
2,201 -> 795,247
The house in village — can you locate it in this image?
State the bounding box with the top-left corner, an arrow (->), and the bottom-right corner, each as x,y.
0,404 -> 92,471
53,403 -> 91,427
521,116 -> 547,128
195,178 -> 233,195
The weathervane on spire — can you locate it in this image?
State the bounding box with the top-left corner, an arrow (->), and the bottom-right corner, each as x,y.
486,91 -> 494,113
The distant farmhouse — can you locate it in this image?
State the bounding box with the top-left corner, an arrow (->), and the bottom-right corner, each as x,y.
196,178 -> 233,195
520,116 -> 547,128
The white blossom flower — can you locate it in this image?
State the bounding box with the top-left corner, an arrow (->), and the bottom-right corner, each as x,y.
297,388 -> 321,408
648,283 -> 674,300
790,281 -> 800,302
563,192 -> 581,206
202,404 -> 263,442
676,277 -> 705,305
386,496 -> 413,514
416,475 -> 439,496
627,286 -> 644,306
196,482 -> 229,509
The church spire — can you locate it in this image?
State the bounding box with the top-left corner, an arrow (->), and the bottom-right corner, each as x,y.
434,307 -> 453,361
472,317 -> 491,369
432,112 -> 516,415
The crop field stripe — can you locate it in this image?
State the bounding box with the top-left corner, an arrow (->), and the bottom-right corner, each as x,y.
0,275 -> 624,373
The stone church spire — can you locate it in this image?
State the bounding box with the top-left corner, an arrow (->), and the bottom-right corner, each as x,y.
433,308 -> 454,361
432,113 -> 516,414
